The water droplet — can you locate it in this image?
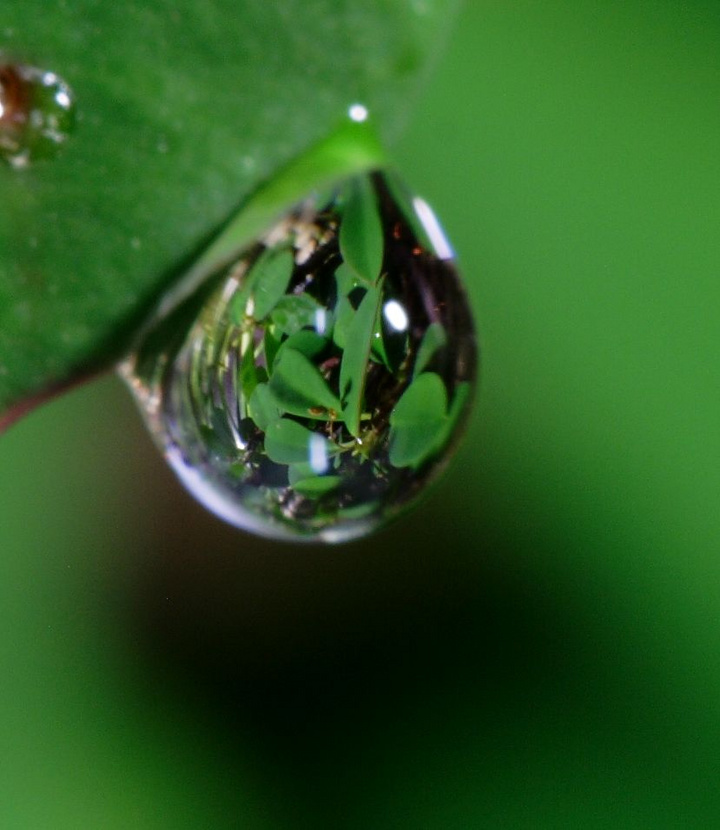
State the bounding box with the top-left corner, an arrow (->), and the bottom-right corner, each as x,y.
0,61 -> 75,168
121,171 -> 477,543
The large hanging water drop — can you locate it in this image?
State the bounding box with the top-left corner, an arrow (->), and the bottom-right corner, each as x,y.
0,61 -> 75,168
121,171 -> 477,543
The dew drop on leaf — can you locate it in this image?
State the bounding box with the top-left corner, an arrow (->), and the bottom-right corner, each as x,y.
0,61 -> 76,168
120,171 -> 477,543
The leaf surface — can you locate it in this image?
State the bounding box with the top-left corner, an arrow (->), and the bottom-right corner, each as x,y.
0,0 -> 461,418
339,280 -> 383,437
269,348 -> 341,418
388,371 -> 448,468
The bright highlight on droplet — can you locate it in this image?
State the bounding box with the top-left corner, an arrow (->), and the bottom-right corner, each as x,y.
383,300 -> 409,333
309,434 -> 330,474
348,103 -> 369,123
121,171 -> 477,543
55,90 -> 72,109
314,308 -> 328,335
413,197 -> 454,260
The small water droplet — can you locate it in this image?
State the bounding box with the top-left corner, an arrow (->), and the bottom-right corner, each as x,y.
120,171 -> 477,543
0,61 -> 76,167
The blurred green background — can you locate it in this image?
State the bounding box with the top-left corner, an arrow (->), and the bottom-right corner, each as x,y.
2,1 -> 720,826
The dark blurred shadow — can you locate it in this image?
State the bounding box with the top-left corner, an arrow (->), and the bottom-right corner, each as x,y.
117,416 -> 601,820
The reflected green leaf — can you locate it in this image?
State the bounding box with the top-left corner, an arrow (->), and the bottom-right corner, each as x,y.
333,293 -> 359,351
339,176 -> 384,286
229,247 -> 294,325
275,330 -> 328,363
252,248 -> 295,320
263,327 -> 282,374
388,372 -> 448,468
239,339 -> 260,404
264,418 -> 323,465
270,348 -> 341,417
413,322 -> 447,377
336,501 -> 380,520
287,461 -> 318,484
334,262 -> 362,297
247,383 -> 282,432
339,280 -> 384,437
291,475 -> 343,496
434,381 -> 472,452
271,293 -> 324,336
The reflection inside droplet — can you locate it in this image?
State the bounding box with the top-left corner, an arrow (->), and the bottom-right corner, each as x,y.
121,171 -> 477,543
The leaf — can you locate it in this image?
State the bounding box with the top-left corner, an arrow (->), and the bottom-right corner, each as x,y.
264,419 -> 326,466
269,348 -> 341,418
291,475 -> 343,496
332,265 -> 366,350
337,501 -> 380,520
413,322 -> 447,378
0,0 -> 461,419
274,330 -> 328,363
334,262 -> 362,297
271,294 -> 324,336
228,246 -> 294,325
238,338 -> 261,405
333,294 -> 354,352
247,383 -> 281,432
250,248 -> 295,321
263,327 -> 282,374
388,372 -> 448,468
339,175 -> 385,285
433,380 -> 473,453
339,280 -> 384,437
287,462 -> 319,485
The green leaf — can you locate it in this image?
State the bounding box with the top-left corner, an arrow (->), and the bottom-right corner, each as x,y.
434,380 -> 472,452
264,419 -> 324,466
249,248 -> 295,321
339,280 -> 384,437
291,475 -> 343,496
271,293 -> 324,337
334,262 -> 362,297
287,462 -> 319,485
388,372 -> 448,468
339,175 -> 385,285
333,294 -> 360,352
263,327 -> 282,374
413,322 -> 447,378
238,339 -> 261,405
337,501 -> 380,520
228,247 -> 294,325
332,265 -> 366,350
247,383 -> 282,432
275,330 -> 328,363
0,0 -> 461,420
269,348 -> 341,418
